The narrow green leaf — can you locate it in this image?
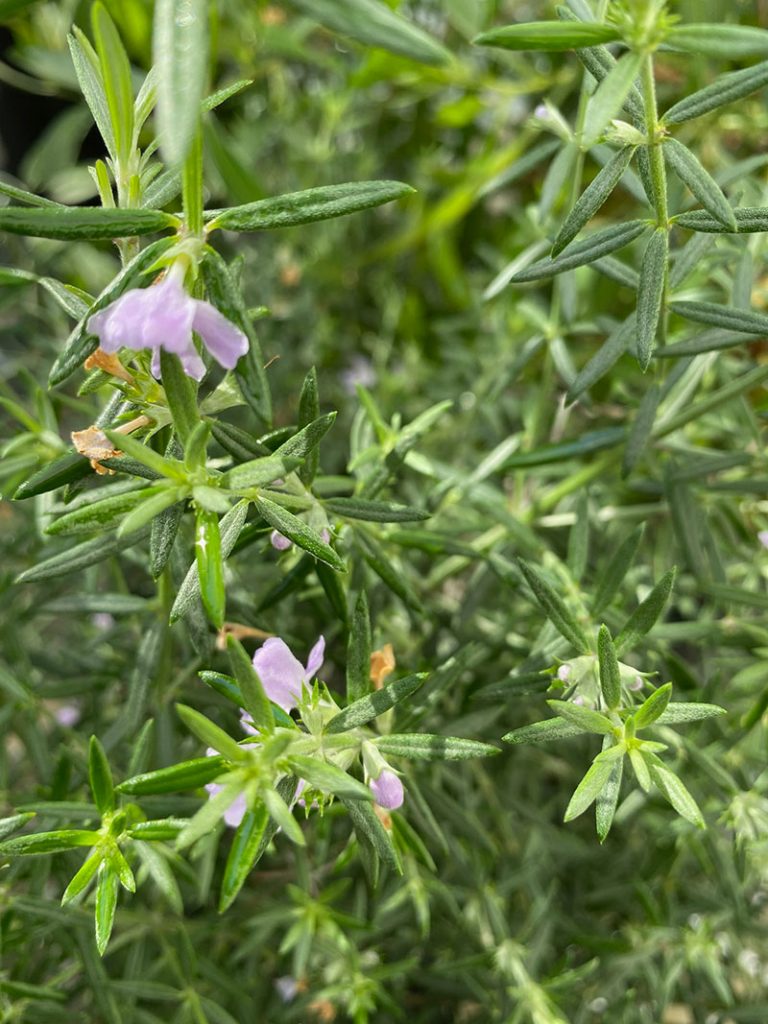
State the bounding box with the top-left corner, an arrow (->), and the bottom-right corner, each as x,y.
502,718 -> 583,745
374,735 -> 501,760
290,0 -> 448,63
346,592 -> 372,704
297,367 -> 320,485
262,788 -> 305,846
547,700 -> 615,735
117,755 -> 227,795
596,741 -> 623,842
61,851 -> 102,905
323,497 -> 430,523
286,756 -> 372,801
219,805 -> 269,912
568,314 -> 634,401
176,703 -> 244,761
664,138 -> 736,230
127,819 -> 187,841
656,702 -> 727,725
47,484 -> 171,536
325,673 -> 426,734
667,23 -> 768,59
633,682 -> 673,729
510,221 -> 649,283
341,795 -> 401,874
636,229 -> 668,371
255,496 -> 345,572
474,21 -> 621,51
14,452 -> 95,501
200,249 -> 271,428
615,568 -> 676,656
564,758 -> 615,821
227,636 -> 273,734
15,525 -> 151,584
68,28 -> 116,159
0,830 -> 100,856
88,737 -> 115,815
647,759 -> 705,826
91,3 -> 134,165
176,779 -> 242,850
0,812 -> 36,841
161,349 -> 200,443
517,559 -> 591,653
670,300 -> 768,336
223,454 -> 295,491
194,507 -> 225,627
94,862 -> 119,954
150,439 -> 185,578
597,626 -> 621,709
0,206 -> 173,241
170,499 -> 248,622
134,841 -> 183,913
676,206 -> 768,234
273,411 -> 337,463
208,181 -> 415,233
583,51 -> 643,147
553,147 -> 635,256
664,60 -> 768,124
117,486 -> 186,537
622,383 -> 660,476
153,0 -> 208,166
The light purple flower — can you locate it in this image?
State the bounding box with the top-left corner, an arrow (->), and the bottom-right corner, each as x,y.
557,663 -> 571,681
53,704 -> 80,727
269,528 -> 330,552
369,770 -> 404,810
87,263 -> 249,381
340,355 -> 376,395
759,531 -> 768,549
250,636 -> 325,713
270,530 -> 292,551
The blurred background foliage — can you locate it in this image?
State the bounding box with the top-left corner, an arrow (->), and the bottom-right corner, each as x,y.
2,1 -> 768,1022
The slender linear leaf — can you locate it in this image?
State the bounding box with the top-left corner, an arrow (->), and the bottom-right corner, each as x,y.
636,229 -> 668,371
510,221 -> 649,283
517,559 -> 591,653
207,181 -> 414,232
474,21 -> 621,51
325,673 -> 427,734
664,60 -> 768,125
554,147 -> 635,256
664,138 -> 736,230
615,568 -> 676,656
153,0 -> 208,166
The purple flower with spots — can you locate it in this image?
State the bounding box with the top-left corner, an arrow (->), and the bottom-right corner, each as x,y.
369,769 -> 404,810
87,262 -> 248,381
249,635 -> 326,713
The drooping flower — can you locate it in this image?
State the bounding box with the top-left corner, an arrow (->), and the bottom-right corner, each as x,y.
369,769 -> 404,810
87,262 -> 248,381
249,635 -> 325,713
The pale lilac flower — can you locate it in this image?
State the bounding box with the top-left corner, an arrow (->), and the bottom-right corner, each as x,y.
369,770 -> 404,810
759,531 -> 768,549
340,355 -> 376,395
54,704 -> 80,728
557,663 -> 571,681
91,612 -> 115,631
251,635 -> 325,712
572,694 -> 586,707
275,976 -> 299,1002
270,530 -> 292,551
629,676 -> 644,692
87,263 -> 248,381
269,528 -> 330,552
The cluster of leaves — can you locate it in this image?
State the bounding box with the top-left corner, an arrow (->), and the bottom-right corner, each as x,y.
1,0 -> 768,1022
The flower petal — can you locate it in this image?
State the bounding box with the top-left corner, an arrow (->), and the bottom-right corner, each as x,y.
369,770 -> 404,810
252,637 -> 306,712
222,791 -> 248,828
305,636 -> 325,681
192,300 -> 249,370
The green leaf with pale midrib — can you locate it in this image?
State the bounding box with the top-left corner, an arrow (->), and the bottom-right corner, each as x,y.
207,181 -> 414,232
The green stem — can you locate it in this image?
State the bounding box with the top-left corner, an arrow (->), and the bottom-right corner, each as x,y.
641,54 -> 668,228
182,126 -> 204,238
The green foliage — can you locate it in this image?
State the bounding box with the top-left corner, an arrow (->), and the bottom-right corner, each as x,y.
2,0 -> 768,1021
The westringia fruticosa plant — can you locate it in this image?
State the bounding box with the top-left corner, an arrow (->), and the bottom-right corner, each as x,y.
1,0 -> 768,1020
